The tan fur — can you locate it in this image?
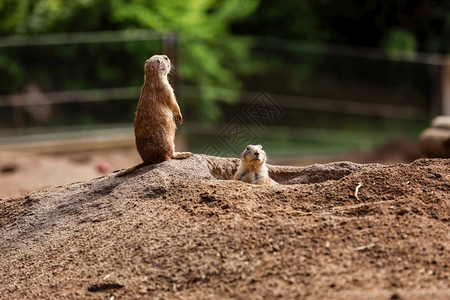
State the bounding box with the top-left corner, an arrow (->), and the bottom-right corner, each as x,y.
116,55 -> 191,177
234,145 -> 278,185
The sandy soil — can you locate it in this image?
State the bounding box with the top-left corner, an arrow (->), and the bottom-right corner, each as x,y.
0,153 -> 449,299
0,138 -> 420,199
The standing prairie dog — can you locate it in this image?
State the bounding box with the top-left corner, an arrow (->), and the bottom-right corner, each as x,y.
116,55 -> 191,177
234,145 -> 278,185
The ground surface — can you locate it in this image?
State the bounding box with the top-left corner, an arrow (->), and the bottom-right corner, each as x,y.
0,138 -> 420,199
0,154 -> 449,299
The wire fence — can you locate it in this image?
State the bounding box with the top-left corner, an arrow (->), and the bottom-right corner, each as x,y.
0,29 -> 446,157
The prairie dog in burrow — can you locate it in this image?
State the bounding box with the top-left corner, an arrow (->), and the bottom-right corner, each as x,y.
116,55 -> 191,177
234,145 -> 278,185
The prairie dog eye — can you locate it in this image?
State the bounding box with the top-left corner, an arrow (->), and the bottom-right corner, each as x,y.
246,146 -> 250,151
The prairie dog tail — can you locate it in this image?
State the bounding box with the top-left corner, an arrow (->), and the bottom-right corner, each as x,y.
115,163 -> 145,177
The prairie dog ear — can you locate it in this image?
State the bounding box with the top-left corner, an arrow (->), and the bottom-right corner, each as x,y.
257,145 -> 263,149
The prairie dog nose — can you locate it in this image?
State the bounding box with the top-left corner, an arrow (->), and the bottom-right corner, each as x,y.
254,151 -> 259,156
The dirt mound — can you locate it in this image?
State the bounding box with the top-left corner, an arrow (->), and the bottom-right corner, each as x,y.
1,155 -> 449,299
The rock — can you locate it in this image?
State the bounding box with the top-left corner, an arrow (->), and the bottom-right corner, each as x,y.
420,116 -> 450,157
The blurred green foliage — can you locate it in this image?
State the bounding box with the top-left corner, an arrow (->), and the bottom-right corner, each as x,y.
0,0 -> 449,127
0,0 -> 260,121
382,28 -> 418,60
232,0 -> 450,54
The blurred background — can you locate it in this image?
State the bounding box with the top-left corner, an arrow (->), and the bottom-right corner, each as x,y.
1,0 -> 449,197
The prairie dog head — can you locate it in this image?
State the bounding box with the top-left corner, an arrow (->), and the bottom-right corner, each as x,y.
145,55 -> 171,76
241,144 -> 267,165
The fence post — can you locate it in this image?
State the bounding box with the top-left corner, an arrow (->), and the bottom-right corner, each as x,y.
162,33 -> 179,89
442,57 -> 450,116
162,33 -> 178,70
